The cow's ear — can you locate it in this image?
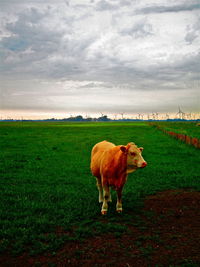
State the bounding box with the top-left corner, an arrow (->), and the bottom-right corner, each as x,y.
120,146 -> 127,153
128,142 -> 135,145
139,147 -> 144,152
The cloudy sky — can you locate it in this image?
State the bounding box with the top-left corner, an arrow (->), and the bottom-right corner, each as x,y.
0,0 -> 200,119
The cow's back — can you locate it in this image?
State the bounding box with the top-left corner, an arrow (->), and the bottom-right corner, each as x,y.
90,141 -> 115,178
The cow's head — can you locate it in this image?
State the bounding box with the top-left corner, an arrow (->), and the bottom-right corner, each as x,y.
120,142 -> 147,170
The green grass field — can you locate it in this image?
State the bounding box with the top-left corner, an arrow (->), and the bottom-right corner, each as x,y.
0,121 -> 200,255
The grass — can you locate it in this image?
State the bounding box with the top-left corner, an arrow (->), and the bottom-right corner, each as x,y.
0,121 -> 200,255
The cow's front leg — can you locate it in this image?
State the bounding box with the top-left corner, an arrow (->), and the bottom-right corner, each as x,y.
101,185 -> 110,215
116,187 -> 123,213
96,178 -> 103,203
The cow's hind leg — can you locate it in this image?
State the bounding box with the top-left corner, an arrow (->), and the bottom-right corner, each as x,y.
116,187 -> 123,213
96,178 -> 103,203
108,187 -> 112,202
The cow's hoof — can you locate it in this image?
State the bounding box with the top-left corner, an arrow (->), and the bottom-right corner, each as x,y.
101,210 -> 107,215
116,209 -> 122,213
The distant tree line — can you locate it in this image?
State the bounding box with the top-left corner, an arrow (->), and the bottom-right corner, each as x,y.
1,114 -> 200,122
46,115 -> 111,122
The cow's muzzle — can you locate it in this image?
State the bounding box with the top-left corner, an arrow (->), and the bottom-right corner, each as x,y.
140,162 -> 147,168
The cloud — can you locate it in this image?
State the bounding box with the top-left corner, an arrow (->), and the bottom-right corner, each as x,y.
1,2 -> 198,79
185,17 -> 200,44
0,0 -> 199,116
136,3 -> 200,15
120,19 -> 154,38
96,0 -> 118,11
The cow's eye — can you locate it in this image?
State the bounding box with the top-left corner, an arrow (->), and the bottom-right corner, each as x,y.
130,152 -> 136,156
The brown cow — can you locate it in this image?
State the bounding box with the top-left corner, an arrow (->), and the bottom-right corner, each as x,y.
90,140 -> 147,215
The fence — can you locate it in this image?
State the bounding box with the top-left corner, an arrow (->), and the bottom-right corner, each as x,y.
149,123 -> 200,149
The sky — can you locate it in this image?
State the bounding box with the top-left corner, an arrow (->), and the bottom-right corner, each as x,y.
0,0 -> 200,119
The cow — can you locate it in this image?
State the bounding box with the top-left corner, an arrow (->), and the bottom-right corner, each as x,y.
90,140 -> 147,215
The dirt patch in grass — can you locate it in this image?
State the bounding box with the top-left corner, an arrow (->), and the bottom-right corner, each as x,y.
1,189 -> 200,267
